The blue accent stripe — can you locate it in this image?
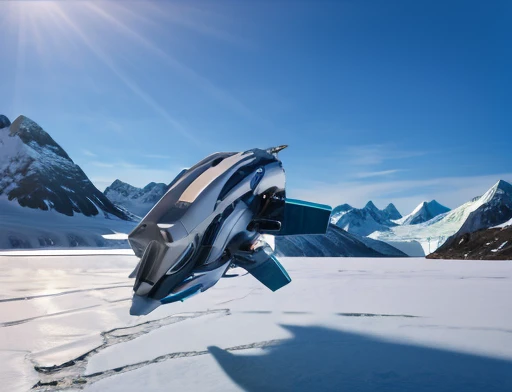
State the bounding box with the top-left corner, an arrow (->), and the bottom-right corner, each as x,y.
160,284 -> 203,304
285,198 -> 332,211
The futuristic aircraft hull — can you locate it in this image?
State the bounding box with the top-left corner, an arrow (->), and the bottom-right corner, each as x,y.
128,146 -> 331,315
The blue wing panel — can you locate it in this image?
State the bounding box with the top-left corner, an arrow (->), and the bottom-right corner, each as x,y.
248,254 -> 291,292
277,198 -> 332,236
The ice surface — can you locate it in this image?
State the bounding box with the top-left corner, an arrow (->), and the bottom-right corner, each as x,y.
1,254 -> 512,391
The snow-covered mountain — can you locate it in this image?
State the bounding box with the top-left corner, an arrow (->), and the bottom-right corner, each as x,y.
275,224 -> 407,257
0,115 -> 135,220
383,203 -> 402,220
370,180 -> 512,256
456,180 -> 512,235
396,200 -> 450,225
330,201 -> 398,236
331,203 -> 353,216
0,114 -> 140,249
104,179 -> 168,217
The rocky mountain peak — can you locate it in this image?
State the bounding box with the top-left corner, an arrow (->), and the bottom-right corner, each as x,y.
0,115 -> 134,220
9,115 -> 71,160
365,201 -> 378,211
494,179 -> 512,193
0,115 -> 10,129
384,203 -> 402,220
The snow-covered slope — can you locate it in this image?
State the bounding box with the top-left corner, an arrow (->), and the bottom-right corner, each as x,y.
0,115 -> 135,220
370,180 -> 512,256
331,201 -> 398,236
0,198 -> 136,249
397,200 -> 450,225
275,224 -> 407,257
104,180 -> 168,217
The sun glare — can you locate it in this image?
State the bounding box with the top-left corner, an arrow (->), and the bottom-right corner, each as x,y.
5,0 -> 243,144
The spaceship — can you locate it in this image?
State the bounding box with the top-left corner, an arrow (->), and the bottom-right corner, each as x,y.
127,146 -> 331,315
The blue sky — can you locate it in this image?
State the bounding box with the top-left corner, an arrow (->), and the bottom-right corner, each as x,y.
1,0 -> 511,214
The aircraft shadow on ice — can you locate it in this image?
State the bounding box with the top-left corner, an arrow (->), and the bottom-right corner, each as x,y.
208,325 -> 512,392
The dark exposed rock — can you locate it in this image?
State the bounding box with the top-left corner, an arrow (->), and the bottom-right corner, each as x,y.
0,114 -> 10,129
427,225 -> 512,260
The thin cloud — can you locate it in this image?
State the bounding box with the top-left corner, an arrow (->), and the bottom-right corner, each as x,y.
343,144 -> 428,166
82,149 -> 96,157
354,169 -> 404,178
90,161 -> 143,169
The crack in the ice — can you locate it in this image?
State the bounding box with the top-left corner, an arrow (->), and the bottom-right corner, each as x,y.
216,289 -> 257,305
32,336 -> 282,390
31,309 -> 231,390
337,312 -> 419,318
29,308 -> 421,390
0,305 -> 102,327
0,285 -> 133,303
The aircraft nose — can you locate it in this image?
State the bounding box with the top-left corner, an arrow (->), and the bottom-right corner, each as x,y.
130,294 -> 161,316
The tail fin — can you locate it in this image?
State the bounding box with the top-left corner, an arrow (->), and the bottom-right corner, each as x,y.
233,246 -> 291,291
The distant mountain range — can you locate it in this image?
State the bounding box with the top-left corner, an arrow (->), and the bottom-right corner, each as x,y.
104,179 -> 169,217
1,113 -> 510,259
330,201 -> 399,236
367,180 -> 512,256
0,114 -> 405,256
330,199 -> 450,237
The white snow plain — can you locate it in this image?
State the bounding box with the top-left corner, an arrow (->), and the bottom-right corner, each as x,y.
1,253 -> 512,391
